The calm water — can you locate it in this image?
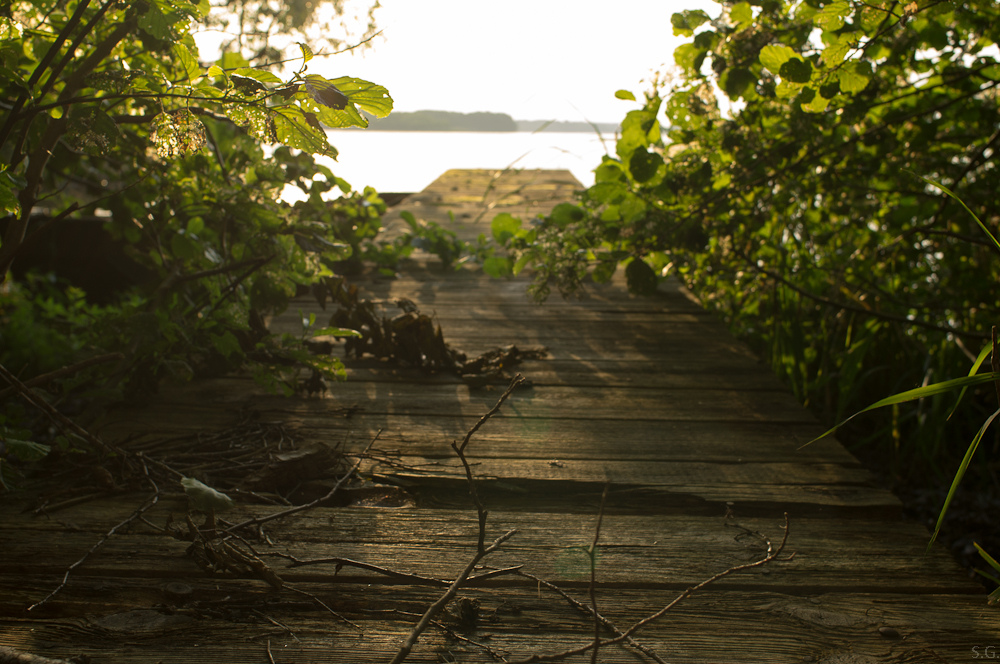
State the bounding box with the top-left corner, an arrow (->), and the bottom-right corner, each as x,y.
317,130 -> 615,193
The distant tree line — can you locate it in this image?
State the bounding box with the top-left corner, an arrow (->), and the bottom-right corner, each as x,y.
368,110 -> 517,131
363,110 -> 620,133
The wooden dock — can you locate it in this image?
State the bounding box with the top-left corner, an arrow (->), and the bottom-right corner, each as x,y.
1,169 -> 995,663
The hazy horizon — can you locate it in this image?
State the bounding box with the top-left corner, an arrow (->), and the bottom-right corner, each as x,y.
310,0 -> 718,124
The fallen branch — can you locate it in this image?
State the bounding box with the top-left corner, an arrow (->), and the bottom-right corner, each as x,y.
510,513 -> 791,664
429,617 -> 510,662
388,529 -> 517,664
0,353 -> 123,401
280,553 -> 451,587
278,552 -> 523,587
28,469 -> 161,611
284,583 -> 363,633
0,360 -> 126,457
388,375 -> 525,664
378,608 -> 511,662
515,570 -> 665,664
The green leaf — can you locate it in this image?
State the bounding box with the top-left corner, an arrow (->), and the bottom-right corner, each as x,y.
483,255 -> 513,278
625,258 -> 658,295
512,253 -> 533,276
671,9 -> 711,37
800,89 -> 830,112
712,171 -> 732,189
272,106 -> 335,155
776,79 -> 802,98
226,103 -> 274,141
973,542 -> 1000,574
615,89 -> 636,101
139,2 -> 174,40
233,67 -> 282,86
174,43 -> 200,81
779,57 -> 813,83
206,64 -> 225,78
220,51 -> 250,69
150,109 -> 206,158
549,203 -> 586,228
0,173 -> 19,216
210,331 -> 242,359
674,43 -> 704,74
491,213 -> 522,243
298,42 -> 314,63
304,76 -> 348,109
628,148 -> 663,183
594,160 -> 625,184
4,438 -> 50,462
814,0 -> 850,31
838,61 -> 871,93
731,2 -> 753,27
592,258 -> 617,283
328,76 -> 394,118
723,67 -> 756,99
821,31 -> 856,65
312,327 -> 363,338
0,17 -> 23,40
759,44 -> 797,72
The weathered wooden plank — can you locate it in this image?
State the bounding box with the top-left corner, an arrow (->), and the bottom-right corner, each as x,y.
341,362 -> 796,392
2,500 -> 969,592
99,398 -> 856,464
1,582 -> 993,664
106,378 -> 818,425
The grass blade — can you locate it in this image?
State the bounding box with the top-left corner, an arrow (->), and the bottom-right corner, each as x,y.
916,174 -> 1000,257
948,342 -> 993,420
802,372 -> 1000,447
927,408 -> 1000,551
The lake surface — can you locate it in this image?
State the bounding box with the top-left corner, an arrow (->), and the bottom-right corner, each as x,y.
318,130 -> 615,193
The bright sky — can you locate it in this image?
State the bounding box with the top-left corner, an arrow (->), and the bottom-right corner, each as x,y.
311,0 -> 718,124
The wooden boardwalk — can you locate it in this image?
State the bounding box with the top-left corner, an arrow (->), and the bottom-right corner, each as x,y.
1,169 -> 995,663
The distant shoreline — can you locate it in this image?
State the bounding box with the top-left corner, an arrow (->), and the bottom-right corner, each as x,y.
355,109 -> 620,134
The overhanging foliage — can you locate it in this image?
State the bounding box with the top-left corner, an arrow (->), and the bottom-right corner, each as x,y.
489,0 -> 999,481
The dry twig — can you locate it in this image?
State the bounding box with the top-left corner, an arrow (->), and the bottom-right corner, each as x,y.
284,584 -> 363,633
279,552 -> 451,587
510,513 -> 791,663
514,570 -> 666,664
27,469 -> 161,611
388,375 -> 525,664
0,360 -> 126,457
0,352 -> 123,401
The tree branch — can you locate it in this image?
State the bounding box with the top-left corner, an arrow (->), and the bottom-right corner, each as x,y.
0,353 -> 123,401
389,375 -> 525,664
0,361 -> 126,457
510,514 -> 790,663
